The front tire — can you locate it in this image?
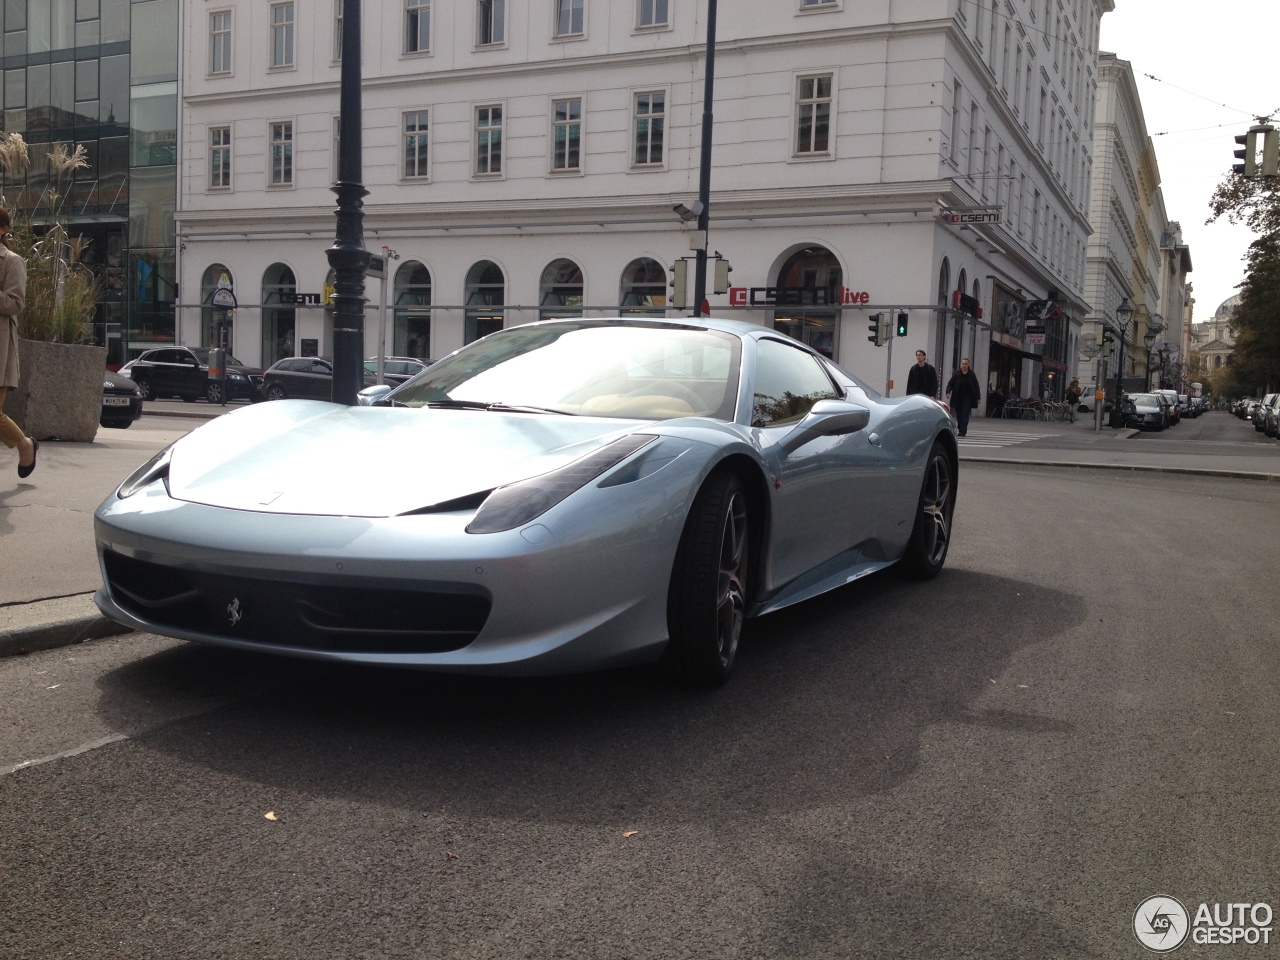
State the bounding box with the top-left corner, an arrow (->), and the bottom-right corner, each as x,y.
265,383 -> 287,401
663,471 -> 749,686
898,441 -> 955,580
134,377 -> 153,401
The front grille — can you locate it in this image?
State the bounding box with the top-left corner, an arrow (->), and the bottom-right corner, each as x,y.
103,550 -> 489,654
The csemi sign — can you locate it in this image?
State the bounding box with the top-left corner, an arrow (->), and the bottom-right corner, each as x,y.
728,286 -> 871,307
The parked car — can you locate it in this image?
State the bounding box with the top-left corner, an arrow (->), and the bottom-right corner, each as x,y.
95,317 -> 958,686
1153,389 -> 1180,425
1263,394 -> 1280,438
100,370 -> 144,429
1120,393 -> 1168,431
120,347 -> 263,403
262,356 -> 376,400
364,356 -> 432,386
1254,394 -> 1277,432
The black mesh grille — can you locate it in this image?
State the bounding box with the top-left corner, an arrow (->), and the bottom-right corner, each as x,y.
103,550 -> 489,654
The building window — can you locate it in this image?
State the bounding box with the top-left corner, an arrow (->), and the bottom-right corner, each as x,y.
270,121 -> 293,185
209,126 -> 231,188
949,81 -> 962,163
795,74 -> 832,155
394,261 -> 432,359
637,0 -> 667,28
465,260 -> 505,343
620,257 -> 667,315
799,0 -> 838,8
633,91 -> 665,166
552,97 -> 582,171
555,0 -> 584,37
270,2 -> 294,68
937,258 -> 950,306
475,104 -> 502,175
333,0 -> 343,60
210,11 -> 232,75
477,0 -> 505,45
967,101 -> 978,177
403,111 -> 429,178
540,258 -> 584,320
406,0 -> 430,53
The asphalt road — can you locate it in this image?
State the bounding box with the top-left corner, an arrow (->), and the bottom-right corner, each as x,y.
3,463 -> 1278,959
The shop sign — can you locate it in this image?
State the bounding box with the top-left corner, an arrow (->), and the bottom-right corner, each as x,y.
728,286 -> 871,307
277,292 -> 327,305
940,209 -> 1001,224
994,332 -> 1024,351
952,290 -> 984,318
1026,324 -> 1047,345
210,288 -> 237,309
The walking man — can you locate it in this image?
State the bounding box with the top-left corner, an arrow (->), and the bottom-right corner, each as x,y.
906,350 -> 938,397
945,358 -> 982,437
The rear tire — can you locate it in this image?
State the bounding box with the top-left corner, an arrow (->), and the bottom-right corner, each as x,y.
663,471 -> 750,686
897,441 -> 955,580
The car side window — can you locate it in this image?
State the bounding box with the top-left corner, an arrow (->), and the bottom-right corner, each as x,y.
752,338 -> 840,427
311,360 -> 331,374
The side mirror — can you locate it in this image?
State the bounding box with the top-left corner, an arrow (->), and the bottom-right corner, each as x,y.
779,399 -> 871,454
357,384 -> 394,407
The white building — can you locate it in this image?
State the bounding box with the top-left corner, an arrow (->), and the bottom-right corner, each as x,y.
1078,52 -> 1191,399
177,0 -> 1109,410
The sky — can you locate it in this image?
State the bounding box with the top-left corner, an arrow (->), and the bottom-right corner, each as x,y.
1098,1 -> 1279,326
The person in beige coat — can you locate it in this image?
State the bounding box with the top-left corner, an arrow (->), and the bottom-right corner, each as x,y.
0,207 -> 38,478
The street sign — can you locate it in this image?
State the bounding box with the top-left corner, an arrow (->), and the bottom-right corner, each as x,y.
365,254 -> 385,279
211,288 -> 237,309
1026,324 -> 1046,345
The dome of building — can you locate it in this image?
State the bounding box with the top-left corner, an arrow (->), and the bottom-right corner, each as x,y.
1215,294 -> 1242,317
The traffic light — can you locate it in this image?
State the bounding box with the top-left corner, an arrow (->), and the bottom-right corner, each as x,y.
1101,329 -> 1116,357
713,258 -> 731,294
867,313 -> 884,346
1263,128 -> 1280,177
1234,130 -> 1258,176
669,260 -> 688,309
895,312 -> 909,337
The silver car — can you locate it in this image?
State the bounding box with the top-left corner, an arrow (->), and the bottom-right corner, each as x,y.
94,318 -> 957,685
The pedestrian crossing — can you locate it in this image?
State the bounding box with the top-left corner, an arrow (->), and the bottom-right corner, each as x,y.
956,429 -> 1057,448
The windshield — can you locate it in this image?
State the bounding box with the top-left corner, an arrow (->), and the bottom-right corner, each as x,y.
1133,396 -> 1160,408
390,321 -> 741,420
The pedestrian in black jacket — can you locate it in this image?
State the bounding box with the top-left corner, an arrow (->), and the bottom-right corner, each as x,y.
906,350 -> 938,397
945,358 -> 982,436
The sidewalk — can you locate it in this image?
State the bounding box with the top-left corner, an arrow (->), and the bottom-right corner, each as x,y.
3,409 -> 1277,661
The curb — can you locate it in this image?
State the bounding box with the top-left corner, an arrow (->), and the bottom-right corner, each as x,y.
960,456 -> 1280,482
0,614 -> 132,659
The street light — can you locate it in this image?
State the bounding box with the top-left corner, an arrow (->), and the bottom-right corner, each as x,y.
1109,297 -> 1133,427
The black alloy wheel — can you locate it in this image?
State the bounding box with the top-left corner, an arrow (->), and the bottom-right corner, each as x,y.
206,380 -> 225,404
133,377 -> 153,401
663,471 -> 750,686
897,440 -> 955,580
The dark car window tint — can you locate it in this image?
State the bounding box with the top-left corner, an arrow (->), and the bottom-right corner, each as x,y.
752,339 -> 840,427
311,360 -> 331,374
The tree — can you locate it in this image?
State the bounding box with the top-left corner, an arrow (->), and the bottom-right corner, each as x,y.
1207,171 -> 1280,393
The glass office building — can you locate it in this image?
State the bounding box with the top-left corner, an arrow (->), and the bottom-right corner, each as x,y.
0,0 -> 176,365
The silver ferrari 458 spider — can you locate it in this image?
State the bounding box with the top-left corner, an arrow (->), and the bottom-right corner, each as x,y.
95,318 -> 957,685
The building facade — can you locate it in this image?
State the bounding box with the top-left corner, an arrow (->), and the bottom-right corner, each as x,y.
1078,52 -> 1191,399
0,0 -> 179,365
1190,293 -> 1237,378
177,0 -> 1107,408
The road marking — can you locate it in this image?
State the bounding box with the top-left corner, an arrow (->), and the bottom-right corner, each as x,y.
3,733 -> 129,777
958,430 -> 1057,448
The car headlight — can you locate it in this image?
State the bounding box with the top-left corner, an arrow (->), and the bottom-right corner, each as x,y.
465,434 -> 656,534
227,372 -> 246,380
117,445 -> 174,499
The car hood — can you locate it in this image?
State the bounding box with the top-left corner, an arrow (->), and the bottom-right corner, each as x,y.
165,400 -> 650,517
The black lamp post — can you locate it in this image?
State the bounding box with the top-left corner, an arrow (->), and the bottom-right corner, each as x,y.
326,0 -> 370,405
1109,297 -> 1133,427
690,0 -> 717,316
1143,327 -> 1157,390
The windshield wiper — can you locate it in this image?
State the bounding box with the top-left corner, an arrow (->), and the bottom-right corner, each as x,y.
422,399 -> 574,415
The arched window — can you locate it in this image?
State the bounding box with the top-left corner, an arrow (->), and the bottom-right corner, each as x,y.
956,269 -> 967,298
937,258 -> 950,307
540,258 -> 584,321
394,261 -> 432,358
620,257 -> 666,316
261,263 -> 297,365
465,260 -> 504,344
973,278 -> 981,302
200,264 -> 233,350
772,245 -> 842,358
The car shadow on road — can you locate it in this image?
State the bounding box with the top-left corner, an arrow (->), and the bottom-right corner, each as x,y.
92,568 -> 1084,826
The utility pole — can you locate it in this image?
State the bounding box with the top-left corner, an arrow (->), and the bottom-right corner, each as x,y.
326,0 -> 370,405
690,0 -> 717,316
